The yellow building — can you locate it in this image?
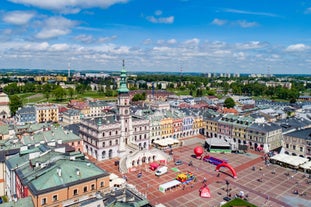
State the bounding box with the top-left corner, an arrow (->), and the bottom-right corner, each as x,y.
35,103 -> 59,123
34,75 -> 67,82
160,117 -> 173,139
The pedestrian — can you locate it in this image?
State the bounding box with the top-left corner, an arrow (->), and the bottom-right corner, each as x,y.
203,177 -> 207,183
182,184 -> 185,190
217,173 -> 220,177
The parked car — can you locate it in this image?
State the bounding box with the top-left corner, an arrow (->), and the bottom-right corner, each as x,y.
175,160 -> 183,166
155,166 -> 168,176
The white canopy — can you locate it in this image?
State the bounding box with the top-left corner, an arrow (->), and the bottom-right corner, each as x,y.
299,161 -> 311,170
154,138 -> 179,147
270,154 -> 308,167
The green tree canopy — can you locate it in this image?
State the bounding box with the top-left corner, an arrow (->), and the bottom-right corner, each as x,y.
9,95 -> 23,115
224,97 -> 235,108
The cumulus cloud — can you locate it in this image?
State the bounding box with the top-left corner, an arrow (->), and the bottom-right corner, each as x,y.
286,43 -> 309,52
8,0 -> 128,13
211,18 -> 227,26
98,35 -> 117,43
236,20 -> 258,28
183,38 -> 200,45
236,41 -> 269,49
305,7 -> 311,14
50,43 -> 69,51
75,35 -> 94,44
155,10 -> 162,16
146,16 -> 174,24
36,16 -> 78,39
167,39 -> 177,44
3,11 -> 35,25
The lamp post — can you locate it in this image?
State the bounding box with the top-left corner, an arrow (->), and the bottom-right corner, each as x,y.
225,180 -> 230,197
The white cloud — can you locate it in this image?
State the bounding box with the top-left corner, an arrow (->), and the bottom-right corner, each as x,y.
75,35 -> 94,44
305,7 -> 311,14
23,42 -> 49,50
3,11 -> 35,25
98,35 -> 117,43
223,8 -> 279,17
36,16 -> 78,39
286,43 -> 309,52
155,10 -> 162,16
9,0 -> 128,13
211,18 -> 227,26
167,39 -> 177,44
183,38 -> 200,45
50,43 -> 69,51
236,41 -> 269,49
236,20 -> 258,28
146,16 -> 174,24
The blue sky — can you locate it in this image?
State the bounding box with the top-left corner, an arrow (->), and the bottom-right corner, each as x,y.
1,0 -> 311,74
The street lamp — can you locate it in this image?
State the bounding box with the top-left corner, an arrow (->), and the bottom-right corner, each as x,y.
225,180 -> 230,197
223,180 -> 231,201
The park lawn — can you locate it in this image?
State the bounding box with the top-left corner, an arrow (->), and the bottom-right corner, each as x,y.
221,198 -> 257,207
167,88 -> 191,96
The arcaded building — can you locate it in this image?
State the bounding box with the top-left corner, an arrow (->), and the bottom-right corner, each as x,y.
80,65 -> 150,161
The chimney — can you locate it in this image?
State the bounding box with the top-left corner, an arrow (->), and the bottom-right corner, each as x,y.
76,168 -> 80,176
57,168 -> 62,177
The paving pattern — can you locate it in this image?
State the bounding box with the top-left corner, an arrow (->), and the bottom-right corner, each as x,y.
93,139 -> 311,207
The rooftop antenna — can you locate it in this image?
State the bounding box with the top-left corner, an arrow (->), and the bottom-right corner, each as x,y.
68,62 -> 71,78
180,65 -> 183,78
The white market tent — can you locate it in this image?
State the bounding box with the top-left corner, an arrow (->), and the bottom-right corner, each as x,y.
270,154 -> 309,168
299,161 -> 311,173
154,138 -> 179,147
159,180 -> 181,193
205,138 -> 230,147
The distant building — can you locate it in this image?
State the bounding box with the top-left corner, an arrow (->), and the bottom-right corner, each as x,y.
62,109 -> 81,125
15,105 -> 36,125
35,103 -> 59,123
0,88 -> 11,119
283,128 -> 311,159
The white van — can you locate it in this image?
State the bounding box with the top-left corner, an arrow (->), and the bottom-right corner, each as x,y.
155,166 -> 168,176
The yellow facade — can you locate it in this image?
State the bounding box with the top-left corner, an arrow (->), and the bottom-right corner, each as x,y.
36,104 -> 59,123
160,117 -> 173,138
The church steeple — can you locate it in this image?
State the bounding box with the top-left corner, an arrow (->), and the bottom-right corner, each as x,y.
118,60 -> 129,94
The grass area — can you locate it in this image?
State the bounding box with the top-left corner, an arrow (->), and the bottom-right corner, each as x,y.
221,198 -> 257,207
14,91 -> 117,105
167,89 -> 190,96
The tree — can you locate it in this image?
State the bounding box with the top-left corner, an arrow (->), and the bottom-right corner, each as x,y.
9,95 -> 23,115
53,87 -> 67,101
67,87 -> 75,98
44,92 -> 50,101
224,97 -> 235,108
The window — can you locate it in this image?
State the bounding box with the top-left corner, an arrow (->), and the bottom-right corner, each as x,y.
41,198 -> 47,205
91,184 -> 95,190
102,142 -> 105,147
100,181 -> 104,187
73,189 -> 78,196
84,186 -> 88,192
109,140 -> 112,146
53,195 -> 58,202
